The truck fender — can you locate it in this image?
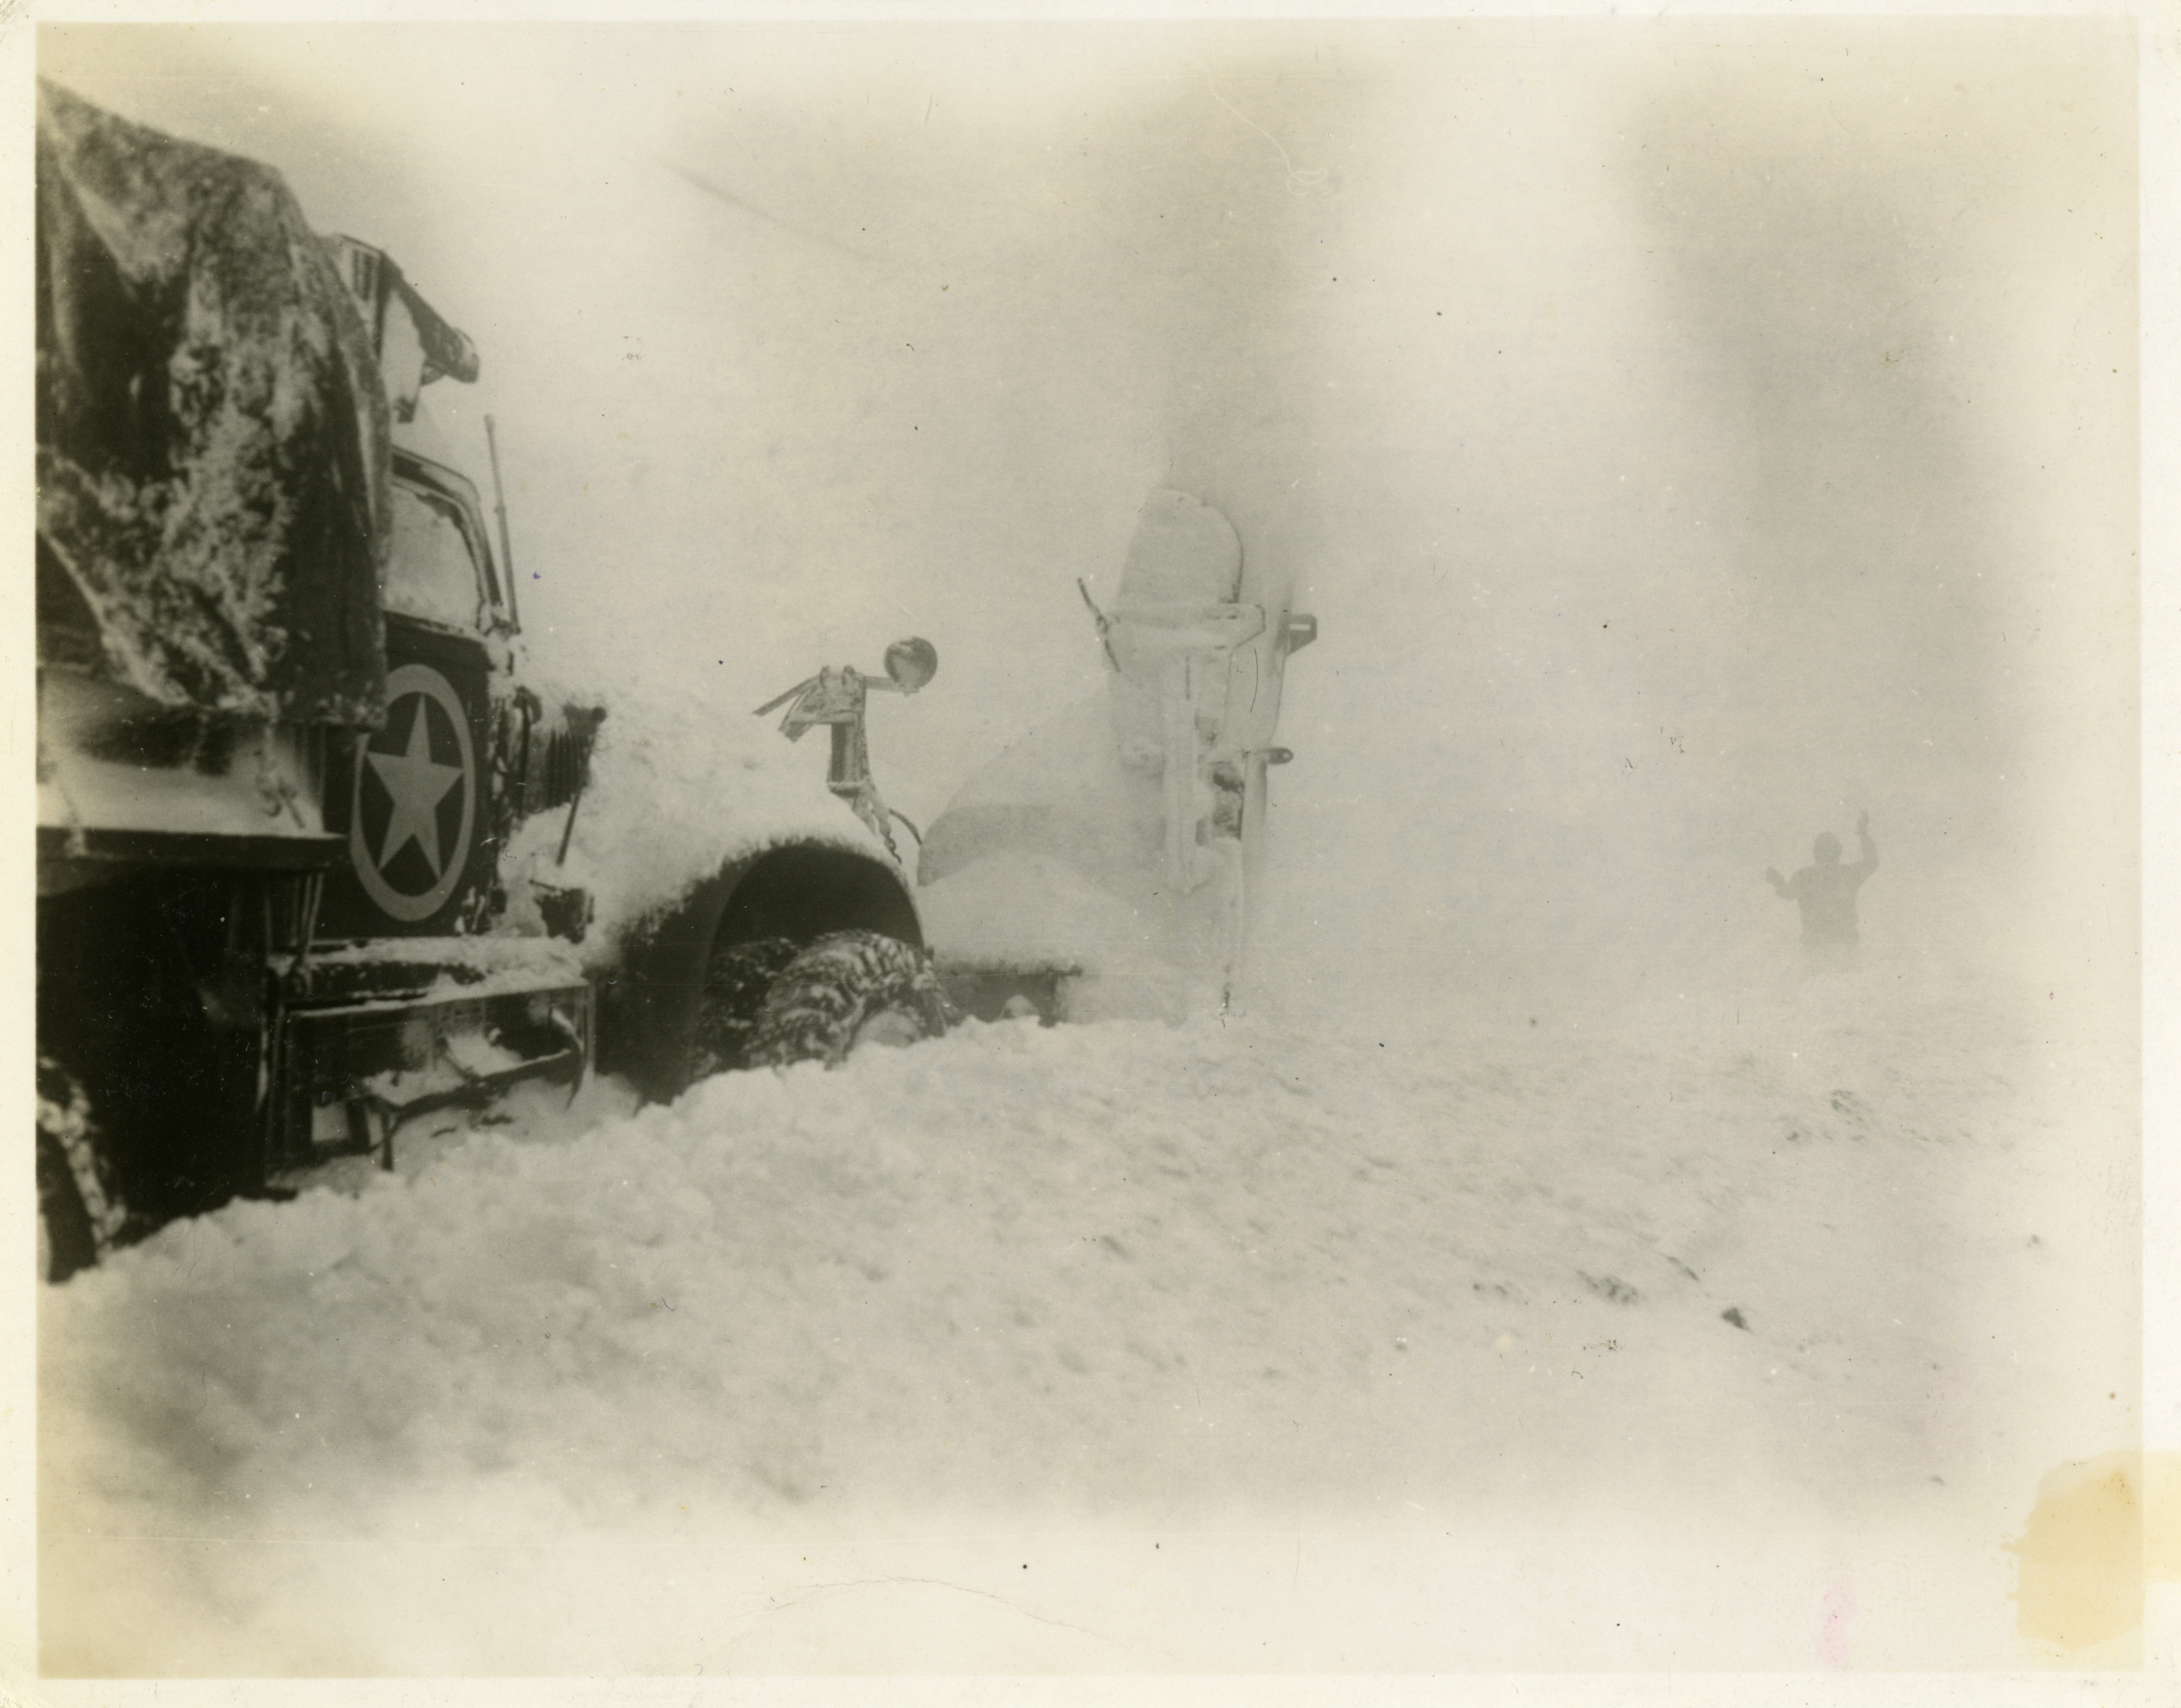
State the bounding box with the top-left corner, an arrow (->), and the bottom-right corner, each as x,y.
597,840 -> 921,1103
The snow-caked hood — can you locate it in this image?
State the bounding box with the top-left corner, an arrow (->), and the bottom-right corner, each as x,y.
500,654 -> 898,962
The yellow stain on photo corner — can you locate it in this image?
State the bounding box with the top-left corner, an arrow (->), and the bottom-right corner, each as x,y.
2010,1452 -> 2181,1653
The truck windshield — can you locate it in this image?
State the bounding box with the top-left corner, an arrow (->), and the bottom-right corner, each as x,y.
387,483 -> 490,631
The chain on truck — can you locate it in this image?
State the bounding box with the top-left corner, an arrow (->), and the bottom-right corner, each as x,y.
34,82 -> 947,1282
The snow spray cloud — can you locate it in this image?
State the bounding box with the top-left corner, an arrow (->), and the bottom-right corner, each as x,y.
1612,22 -> 2137,980
641,28 -> 1377,818
1241,22 -> 2136,1014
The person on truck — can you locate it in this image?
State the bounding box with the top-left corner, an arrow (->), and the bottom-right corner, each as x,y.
1765,812 -> 1879,971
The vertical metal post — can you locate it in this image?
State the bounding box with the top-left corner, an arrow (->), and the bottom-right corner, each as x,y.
1160,654 -> 1198,891
484,414 -> 521,632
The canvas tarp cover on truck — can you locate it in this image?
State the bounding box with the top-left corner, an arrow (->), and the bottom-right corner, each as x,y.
36,79 -> 390,728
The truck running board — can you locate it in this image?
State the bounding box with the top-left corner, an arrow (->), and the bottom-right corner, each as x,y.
267,961 -> 593,1185
348,1025 -> 586,1172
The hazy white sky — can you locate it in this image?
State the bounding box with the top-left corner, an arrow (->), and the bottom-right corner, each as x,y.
37,18 -> 2139,985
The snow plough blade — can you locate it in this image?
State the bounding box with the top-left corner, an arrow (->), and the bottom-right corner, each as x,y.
917,488 -> 1315,1023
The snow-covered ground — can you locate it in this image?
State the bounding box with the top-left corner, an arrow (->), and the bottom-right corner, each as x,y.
38,939 -> 2135,1675
24,19 -> 2151,1690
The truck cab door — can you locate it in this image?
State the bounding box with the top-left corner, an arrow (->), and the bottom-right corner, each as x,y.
318,452 -> 514,939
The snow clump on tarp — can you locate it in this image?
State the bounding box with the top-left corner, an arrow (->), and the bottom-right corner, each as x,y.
35,79 -> 390,727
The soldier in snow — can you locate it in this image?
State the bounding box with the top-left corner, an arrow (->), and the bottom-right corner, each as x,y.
1765,812 -> 1879,971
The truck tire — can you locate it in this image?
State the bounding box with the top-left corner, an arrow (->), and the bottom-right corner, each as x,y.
37,1133 -> 98,1285
745,930 -> 951,1069
35,1057 -> 125,1284
688,935 -> 802,1081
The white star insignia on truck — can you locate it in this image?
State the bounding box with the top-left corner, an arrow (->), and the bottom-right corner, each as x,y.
353,662 -> 476,921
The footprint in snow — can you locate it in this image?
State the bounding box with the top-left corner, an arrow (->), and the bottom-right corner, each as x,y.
1578,1272 -> 1640,1305
1829,1089 -> 1872,1132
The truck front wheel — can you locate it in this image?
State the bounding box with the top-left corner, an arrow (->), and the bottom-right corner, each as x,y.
745,931 -> 951,1069
688,935 -> 802,1081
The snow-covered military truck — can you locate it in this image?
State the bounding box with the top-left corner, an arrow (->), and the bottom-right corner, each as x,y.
915,488 -> 1315,1022
35,82 -> 939,1281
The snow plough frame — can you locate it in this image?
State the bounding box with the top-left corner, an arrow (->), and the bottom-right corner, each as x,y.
915,488 -> 1316,1024
34,83 -> 934,1279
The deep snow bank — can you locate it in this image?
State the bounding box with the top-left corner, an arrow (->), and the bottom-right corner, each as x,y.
39,953 -> 2131,1673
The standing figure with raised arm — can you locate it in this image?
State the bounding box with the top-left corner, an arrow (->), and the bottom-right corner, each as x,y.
1765,812 -> 1879,972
